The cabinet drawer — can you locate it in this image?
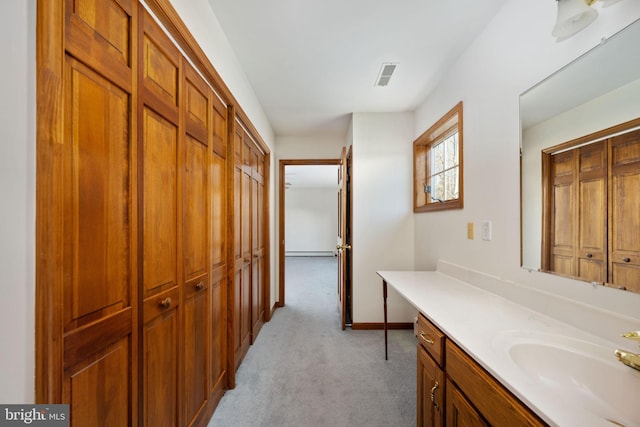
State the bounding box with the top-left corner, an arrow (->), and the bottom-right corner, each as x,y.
417,312 -> 445,366
446,341 -> 546,427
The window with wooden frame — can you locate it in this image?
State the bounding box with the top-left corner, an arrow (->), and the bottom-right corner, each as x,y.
414,101 -> 463,212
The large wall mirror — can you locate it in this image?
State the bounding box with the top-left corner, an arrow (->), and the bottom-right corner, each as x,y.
520,18 -> 640,292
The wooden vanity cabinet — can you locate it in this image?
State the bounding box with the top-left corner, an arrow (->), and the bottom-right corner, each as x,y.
446,380 -> 488,427
416,313 -> 445,426
417,344 -> 444,426
417,313 -> 547,427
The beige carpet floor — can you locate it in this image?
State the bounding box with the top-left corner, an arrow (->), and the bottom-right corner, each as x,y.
208,256 -> 417,427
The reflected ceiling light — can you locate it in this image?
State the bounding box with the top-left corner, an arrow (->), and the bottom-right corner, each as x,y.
553,0 -> 598,40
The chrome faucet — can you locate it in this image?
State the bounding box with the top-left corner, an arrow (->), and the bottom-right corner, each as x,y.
615,331 -> 640,371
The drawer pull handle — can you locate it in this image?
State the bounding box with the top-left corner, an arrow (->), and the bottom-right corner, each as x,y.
623,257 -> 631,263
586,253 -> 593,258
420,333 -> 435,345
160,297 -> 172,308
430,381 -> 440,410
195,282 -> 204,290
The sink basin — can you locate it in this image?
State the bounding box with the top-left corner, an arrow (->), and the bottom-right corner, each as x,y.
493,331 -> 640,426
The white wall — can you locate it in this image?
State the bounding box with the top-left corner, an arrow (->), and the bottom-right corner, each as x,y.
351,112 -> 416,323
285,187 -> 338,255
0,0 -> 36,403
414,0 -> 640,321
166,0 -> 278,309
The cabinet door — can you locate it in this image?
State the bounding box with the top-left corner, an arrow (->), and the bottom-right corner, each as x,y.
446,380 -> 488,427
609,130 -> 640,292
417,344 -> 444,427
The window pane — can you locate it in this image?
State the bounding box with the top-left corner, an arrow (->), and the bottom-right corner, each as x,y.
431,141 -> 444,174
444,167 -> 459,200
444,133 -> 458,169
431,173 -> 444,201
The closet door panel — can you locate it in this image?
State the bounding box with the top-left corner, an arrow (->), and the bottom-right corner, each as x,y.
183,134 -> 208,281
61,52 -> 135,426
65,337 -> 130,427
550,151 -> 576,277
183,276 -> 209,425
210,268 -> 227,397
241,145 -> 252,349
65,0 -> 133,90
142,107 -> 178,296
210,101 -> 228,397
64,58 -> 131,328
251,149 -> 265,340
610,131 -> 640,292
139,11 -> 182,426
182,62 -> 211,426
577,142 -> 607,283
143,294 -> 179,427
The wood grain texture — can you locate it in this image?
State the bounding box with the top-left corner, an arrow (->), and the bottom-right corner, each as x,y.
446,341 -> 545,427
417,344 -> 444,427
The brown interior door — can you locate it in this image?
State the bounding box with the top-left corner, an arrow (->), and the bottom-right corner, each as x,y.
337,147 -> 352,330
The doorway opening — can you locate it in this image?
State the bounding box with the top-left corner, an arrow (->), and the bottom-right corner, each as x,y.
278,159 -> 341,315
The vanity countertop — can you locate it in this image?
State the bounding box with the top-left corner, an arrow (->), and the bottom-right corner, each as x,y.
377,270 -> 640,427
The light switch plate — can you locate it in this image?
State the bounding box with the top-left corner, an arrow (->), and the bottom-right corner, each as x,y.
481,220 -> 492,241
467,222 -> 474,240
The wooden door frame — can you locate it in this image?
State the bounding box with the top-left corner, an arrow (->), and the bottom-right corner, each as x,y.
278,159 -> 340,308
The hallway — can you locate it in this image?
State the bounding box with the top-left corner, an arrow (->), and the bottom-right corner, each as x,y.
208,256 -> 417,427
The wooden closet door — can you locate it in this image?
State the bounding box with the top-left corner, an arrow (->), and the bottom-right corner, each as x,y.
251,148 -> 266,341
182,61 -> 210,427
210,96 -> 229,399
56,1 -> 138,425
609,130 -> 640,292
139,8 -> 181,427
232,127 -> 251,368
549,150 -> 577,277
577,141 -> 607,283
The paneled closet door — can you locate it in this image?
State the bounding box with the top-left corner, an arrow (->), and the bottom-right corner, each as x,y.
182,61 -> 211,427
232,126 -> 252,368
549,150 -> 577,277
209,96 -> 229,399
140,8 -> 181,427
59,1 -> 137,425
609,130 -> 640,292
251,147 -> 266,341
577,141 -> 607,283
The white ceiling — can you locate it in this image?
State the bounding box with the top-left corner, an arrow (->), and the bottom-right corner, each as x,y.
208,0 -> 509,137
284,165 -> 339,190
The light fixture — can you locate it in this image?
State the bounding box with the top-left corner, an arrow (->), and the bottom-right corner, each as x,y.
552,0 -> 622,40
553,0 -> 598,40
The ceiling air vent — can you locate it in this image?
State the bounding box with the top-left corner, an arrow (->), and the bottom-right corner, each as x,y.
375,63 -> 397,87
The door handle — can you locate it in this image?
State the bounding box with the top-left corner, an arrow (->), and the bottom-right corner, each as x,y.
336,244 -> 351,250
430,381 -> 440,410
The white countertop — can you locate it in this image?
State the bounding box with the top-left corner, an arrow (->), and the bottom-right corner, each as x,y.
377,270 -> 640,427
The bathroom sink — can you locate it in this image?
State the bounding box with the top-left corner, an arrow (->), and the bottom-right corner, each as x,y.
493,331 -> 640,426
